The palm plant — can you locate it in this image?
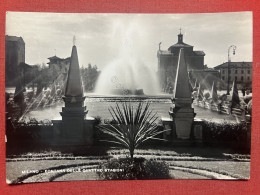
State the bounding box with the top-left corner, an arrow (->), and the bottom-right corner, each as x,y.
98,102 -> 170,160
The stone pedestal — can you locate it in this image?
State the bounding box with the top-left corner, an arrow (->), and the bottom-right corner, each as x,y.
52,118 -> 95,146
174,117 -> 193,139
193,119 -> 203,140
169,98 -> 195,139
54,95 -> 95,146
161,117 -> 175,140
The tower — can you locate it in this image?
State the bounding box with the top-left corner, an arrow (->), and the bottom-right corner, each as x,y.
178,29 -> 183,43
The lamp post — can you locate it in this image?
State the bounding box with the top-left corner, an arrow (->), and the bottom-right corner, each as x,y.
227,45 -> 236,95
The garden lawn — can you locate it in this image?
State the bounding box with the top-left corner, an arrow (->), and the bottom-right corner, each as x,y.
6,158 -> 249,183
172,161 -> 250,179
6,159 -> 104,183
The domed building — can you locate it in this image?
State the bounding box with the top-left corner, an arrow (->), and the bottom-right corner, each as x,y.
157,31 -> 206,92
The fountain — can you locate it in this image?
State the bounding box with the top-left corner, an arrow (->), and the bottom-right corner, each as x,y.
94,20 -> 160,96
95,60 -> 160,95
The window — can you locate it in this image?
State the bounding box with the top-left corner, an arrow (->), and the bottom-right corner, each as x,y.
241,70 -> 244,74
241,76 -> 244,81
248,76 -> 250,81
235,76 -> 237,81
222,76 -> 225,80
222,69 -> 225,74
248,70 -> 250,74
235,70 -> 238,74
228,70 -> 231,74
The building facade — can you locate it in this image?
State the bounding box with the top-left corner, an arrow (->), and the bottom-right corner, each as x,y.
47,55 -> 71,83
158,32 -> 205,92
189,68 -> 220,90
5,35 -> 25,86
214,62 -> 252,89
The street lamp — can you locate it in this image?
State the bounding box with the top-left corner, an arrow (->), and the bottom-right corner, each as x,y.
227,45 -> 236,95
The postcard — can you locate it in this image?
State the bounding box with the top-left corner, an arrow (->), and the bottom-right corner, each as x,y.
5,11 -> 252,184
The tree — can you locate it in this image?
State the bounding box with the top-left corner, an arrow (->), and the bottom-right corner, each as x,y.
87,63 -> 92,70
81,63 -> 100,92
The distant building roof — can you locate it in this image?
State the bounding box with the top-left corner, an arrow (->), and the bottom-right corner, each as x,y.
214,62 -> 252,69
158,50 -> 172,55
6,35 -> 24,43
158,32 -> 205,59
47,56 -> 70,65
159,49 -> 205,56
48,56 -> 62,60
169,42 -> 193,48
19,62 -> 32,68
18,62 -> 38,69
168,33 -> 193,51
193,51 -> 205,56
191,68 -> 219,73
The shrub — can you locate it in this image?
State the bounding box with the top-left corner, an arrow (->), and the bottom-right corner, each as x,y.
104,119 -> 118,125
202,121 -> 248,142
98,102 -> 170,159
98,158 -> 171,180
247,100 -> 252,115
93,116 -> 102,125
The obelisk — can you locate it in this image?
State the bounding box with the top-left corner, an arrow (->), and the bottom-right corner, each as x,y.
169,48 -> 195,139
59,39 -> 88,145
210,81 -> 218,103
230,79 -> 240,109
197,83 -> 203,101
193,78 -> 198,90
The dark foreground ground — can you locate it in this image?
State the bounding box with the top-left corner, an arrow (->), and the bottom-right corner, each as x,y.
6,146 -> 250,184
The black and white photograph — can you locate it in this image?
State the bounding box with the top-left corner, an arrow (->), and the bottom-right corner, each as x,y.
5,12 -> 252,184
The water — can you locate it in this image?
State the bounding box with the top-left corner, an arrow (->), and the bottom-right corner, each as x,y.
94,17 -> 160,95
23,95 -> 237,123
94,59 -> 160,95
5,87 -> 16,94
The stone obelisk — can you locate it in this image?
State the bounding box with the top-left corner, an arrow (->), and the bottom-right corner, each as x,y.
193,78 -> 198,90
230,79 -> 240,109
197,83 -> 203,101
169,48 -> 195,139
59,39 -> 88,145
210,81 -> 218,103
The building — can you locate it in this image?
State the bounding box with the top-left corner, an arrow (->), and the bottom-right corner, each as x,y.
158,31 -> 205,92
5,35 -> 25,86
189,68 -> 220,90
18,62 -> 39,88
214,62 -> 252,89
47,55 -> 71,83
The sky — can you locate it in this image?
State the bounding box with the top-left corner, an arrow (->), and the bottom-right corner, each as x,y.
6,12 -> 252,71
